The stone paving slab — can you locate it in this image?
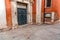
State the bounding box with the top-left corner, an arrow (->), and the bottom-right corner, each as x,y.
0,23 -> 60,40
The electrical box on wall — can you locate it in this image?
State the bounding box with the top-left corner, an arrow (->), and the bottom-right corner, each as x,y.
44,12 -> 54,24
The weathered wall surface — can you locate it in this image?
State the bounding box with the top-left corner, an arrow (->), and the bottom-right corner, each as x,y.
36,0 -> 42,24
0,0 -> 6,28
32,0 -> 36,24
5,0 -> 12,27
55,0 -> 60,20
11,1 -> 18,26
42,0 -> 59,22
41,0 -> 44,23
46,0 -> 59,21
32,0 -> 42,24
0,0 -> 60,29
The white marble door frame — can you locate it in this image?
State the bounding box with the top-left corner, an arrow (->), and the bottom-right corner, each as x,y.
36,0 -> 42,24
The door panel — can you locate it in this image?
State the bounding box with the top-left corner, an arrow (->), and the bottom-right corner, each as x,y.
17,8 -> 27,25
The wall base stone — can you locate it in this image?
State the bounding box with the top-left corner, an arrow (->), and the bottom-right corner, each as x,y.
0,25 -> 12,32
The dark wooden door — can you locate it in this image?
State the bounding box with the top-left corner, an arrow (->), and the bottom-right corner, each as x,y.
17,8 -> 27,25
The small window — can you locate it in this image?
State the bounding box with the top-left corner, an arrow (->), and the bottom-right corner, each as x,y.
45,0 -> 51,8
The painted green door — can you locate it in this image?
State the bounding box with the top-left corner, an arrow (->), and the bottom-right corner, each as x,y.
17,8 -> 27,25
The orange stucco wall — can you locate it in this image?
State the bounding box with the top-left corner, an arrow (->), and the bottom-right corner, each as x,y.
41,0 -> 44,23
45,0 -> 58,21
56,0 -> 60,19
5,0 -> 60,26
42,0 -> 59,21
32,0 -> 36,24
5,0 -> 12,27
44,0 -> 57,13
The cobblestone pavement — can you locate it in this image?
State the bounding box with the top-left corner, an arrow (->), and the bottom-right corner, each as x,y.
0,23 -> 60,40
